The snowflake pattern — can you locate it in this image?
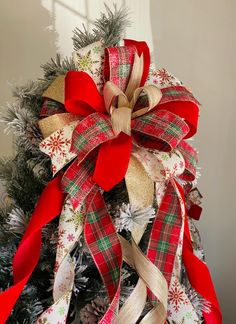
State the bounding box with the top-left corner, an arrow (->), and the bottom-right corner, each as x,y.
147,64 -> 182,88
40,123 -> 77,175
75,50 -> 99,74
169,280 -> 186,312
65,209 -> 84,231
40,129 -> 70,158
73,41 -> 104,92
67,233 -> 75,242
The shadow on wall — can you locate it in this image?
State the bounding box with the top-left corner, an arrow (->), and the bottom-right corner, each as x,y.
0,0 -> 58,106
0,0 -> 58,197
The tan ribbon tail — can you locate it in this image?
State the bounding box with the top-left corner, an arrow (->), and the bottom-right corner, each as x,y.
38,113 -> 80,138
140,303 -> 166,324
118,278 -> 147,324
118,236 -> 168,324
125,53 -> 144,101
131,238 -> 168,312
125,155 -> 154,210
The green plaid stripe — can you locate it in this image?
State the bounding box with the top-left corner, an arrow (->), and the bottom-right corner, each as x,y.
71,113 -> 115,164
61,153 -> 97,209
97,236 -> 112,251
164,212 -> 177,225
105,45 -> 136,92
160,86 -> 200,106
178,140 -> 198,181
133,110 -> 189,151
84,190 -> 122,322
157,240 -> 169,253
147,180 -> 182,303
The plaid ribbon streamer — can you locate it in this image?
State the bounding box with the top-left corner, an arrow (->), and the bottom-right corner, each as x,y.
147,180 -> 182,299
159,86 -> 200,106
105,45 -> 137,92
84,189 -> 122,323
133,109 -> 189,150
61,153 -> 97,210
178,140 -> 198,181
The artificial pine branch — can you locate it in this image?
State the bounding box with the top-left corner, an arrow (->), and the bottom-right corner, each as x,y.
41,54 -> 76,80
72,4 -> 130,50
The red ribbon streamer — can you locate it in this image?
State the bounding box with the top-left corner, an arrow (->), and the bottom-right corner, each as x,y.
0,176 -> 64,324
175,181 -> 222,324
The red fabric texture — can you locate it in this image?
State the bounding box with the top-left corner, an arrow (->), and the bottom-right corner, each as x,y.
0,176 -> 64,324
175,181 -> 222,324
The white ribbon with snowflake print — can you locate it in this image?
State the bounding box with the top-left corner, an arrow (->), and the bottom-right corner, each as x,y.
37,199 -> 84,324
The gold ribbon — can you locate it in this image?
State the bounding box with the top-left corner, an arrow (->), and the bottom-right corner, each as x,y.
103,53 -> 162,136
117,154 -> 168,324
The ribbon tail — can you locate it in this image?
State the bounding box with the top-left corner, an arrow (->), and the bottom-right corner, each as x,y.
147,180 -> 183,290
0,176 -> 65,323
174,181 -> 222,324
183,217 -> 222,324
84,190 -> 123,323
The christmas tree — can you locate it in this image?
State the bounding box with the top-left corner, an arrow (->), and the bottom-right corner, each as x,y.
0,5 -> 221,324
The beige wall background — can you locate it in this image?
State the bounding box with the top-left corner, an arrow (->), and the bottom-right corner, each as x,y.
0,0 -> 235,322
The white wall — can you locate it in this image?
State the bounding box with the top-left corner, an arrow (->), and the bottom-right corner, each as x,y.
150,1 -> 235,322
0,0 -> 234,322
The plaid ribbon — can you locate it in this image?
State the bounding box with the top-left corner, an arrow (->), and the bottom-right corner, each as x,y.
61,109 -> 189,204
84,189 -> 122,323
159,86 -> 200,106
104,45 -> 137,92
147,180 -> 182,294
178,140 -> 198,181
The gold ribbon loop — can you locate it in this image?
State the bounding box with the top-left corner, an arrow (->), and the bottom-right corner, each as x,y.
103,52 -> 163,136
125,53 -> 144,101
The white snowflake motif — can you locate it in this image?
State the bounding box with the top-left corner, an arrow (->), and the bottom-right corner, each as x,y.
40,129 -> 71,158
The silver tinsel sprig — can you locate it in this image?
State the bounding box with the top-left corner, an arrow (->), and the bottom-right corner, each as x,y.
115,203 -> 155,232
8,206 -> 29,235
73,263 -> 89,295
186,287 -> 211,318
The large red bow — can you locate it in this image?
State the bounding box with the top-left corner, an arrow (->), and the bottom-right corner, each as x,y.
63,40 -> 199,194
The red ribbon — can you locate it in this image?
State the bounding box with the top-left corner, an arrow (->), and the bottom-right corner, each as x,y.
175,181 -> 222,324
0,176 -> 65,323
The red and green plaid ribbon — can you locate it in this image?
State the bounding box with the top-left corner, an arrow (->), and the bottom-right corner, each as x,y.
104,45 -> 136,92
147,180 -> 182,303
84,189 -> 122,322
